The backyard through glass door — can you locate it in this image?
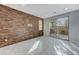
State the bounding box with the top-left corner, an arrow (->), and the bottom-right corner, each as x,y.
50,17 -> 69,41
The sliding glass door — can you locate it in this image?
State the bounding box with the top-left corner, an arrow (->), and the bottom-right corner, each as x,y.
50,17 -> 69,40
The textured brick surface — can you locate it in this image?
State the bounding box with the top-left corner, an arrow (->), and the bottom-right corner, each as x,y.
0,5 -> 43,47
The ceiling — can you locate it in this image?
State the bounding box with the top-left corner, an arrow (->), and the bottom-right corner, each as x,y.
4,4 -> 79,18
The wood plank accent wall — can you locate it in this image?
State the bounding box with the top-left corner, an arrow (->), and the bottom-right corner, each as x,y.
0,4 -> 43,48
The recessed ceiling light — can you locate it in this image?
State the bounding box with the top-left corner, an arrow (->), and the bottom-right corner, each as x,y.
65,8 -> 68,10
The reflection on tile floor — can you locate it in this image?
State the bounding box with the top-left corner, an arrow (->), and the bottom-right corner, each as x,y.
0,36 -> 79,55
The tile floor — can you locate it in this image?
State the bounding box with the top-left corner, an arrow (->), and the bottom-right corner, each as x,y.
0,36 -> 79,55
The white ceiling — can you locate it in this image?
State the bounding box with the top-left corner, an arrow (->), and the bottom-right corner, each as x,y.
4,4 -> 79,18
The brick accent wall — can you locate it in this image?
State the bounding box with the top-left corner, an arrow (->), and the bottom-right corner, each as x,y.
0,5 -> 43,47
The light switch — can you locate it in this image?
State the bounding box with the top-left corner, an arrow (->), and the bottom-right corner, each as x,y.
5,39 -> 8,42
27,24 -> 32,27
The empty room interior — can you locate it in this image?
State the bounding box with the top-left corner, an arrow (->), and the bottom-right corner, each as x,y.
0,4 -> 79,55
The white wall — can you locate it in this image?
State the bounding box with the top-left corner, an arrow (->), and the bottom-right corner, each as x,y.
44,10 -> 79,45
69,10 -> 79,45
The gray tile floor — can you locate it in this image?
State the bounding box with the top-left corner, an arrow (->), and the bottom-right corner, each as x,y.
0,36 -> 79,55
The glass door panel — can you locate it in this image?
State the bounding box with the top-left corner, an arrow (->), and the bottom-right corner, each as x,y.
50,17 -> 69,40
